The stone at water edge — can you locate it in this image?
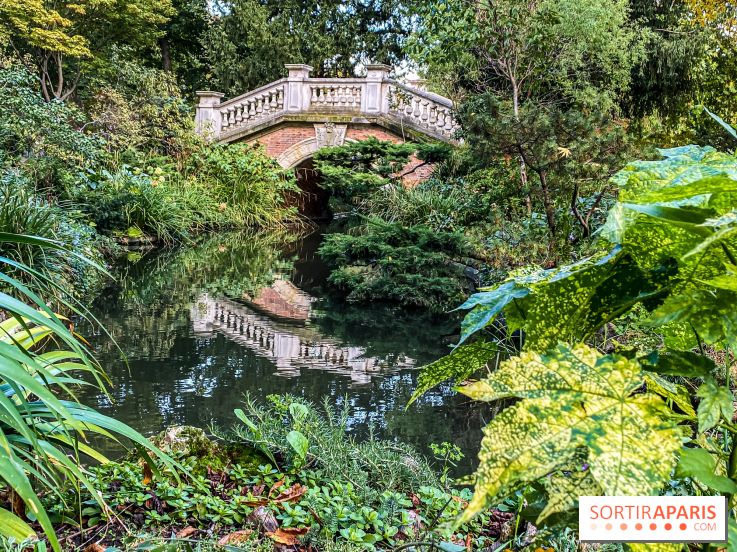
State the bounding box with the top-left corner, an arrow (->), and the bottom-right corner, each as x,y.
151,426 -> 218,457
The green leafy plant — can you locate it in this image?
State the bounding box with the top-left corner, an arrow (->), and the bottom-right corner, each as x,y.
313,138 -> 415,205
0,232 -> 177,550
319,217 -> 472,313
413,143 -> 737,542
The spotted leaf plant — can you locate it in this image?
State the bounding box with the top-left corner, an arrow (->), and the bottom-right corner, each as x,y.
413,143 -> 737,547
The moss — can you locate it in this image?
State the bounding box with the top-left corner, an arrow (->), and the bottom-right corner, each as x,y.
152,425 -> 218,458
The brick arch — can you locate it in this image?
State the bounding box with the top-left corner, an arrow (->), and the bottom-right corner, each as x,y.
241,122 -> 435,185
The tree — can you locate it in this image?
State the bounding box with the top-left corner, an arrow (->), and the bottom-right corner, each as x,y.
412,0 -> 642,236
204,0 -> 415,96
0,0 -> 173,100
155,0 -> 211,92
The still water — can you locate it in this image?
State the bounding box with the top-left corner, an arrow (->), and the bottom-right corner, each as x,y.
78,230 -> 485,472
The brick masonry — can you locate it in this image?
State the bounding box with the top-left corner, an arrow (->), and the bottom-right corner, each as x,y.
242,123 -> 435,186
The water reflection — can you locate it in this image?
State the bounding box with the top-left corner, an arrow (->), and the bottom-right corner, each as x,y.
78,230 -> 484,472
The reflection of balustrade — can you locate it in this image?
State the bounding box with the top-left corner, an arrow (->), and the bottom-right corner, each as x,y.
191,294 -> 414,385
195,64 -> 458,143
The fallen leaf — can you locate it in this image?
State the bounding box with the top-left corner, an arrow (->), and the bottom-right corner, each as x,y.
176,526 -> 198,538
142,462 -> 153,486
218,530 -> 254,546
268,479 -> 286,497
249,506 -> 279,533
84,544 -> 105,552
267,527 -> 308,545
273,483 -> 308,504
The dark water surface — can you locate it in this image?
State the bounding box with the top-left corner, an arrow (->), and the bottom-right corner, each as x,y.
78,230 -> 485,473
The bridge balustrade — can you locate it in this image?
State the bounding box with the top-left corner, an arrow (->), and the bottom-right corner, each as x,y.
195,64 -> 459,144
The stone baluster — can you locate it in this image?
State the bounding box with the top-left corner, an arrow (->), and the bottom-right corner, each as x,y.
436,109 -> 446,131
444,110 -> 454,132
420,100 -> 429,125
412,98 -> 421,119
310,85 -> 318,104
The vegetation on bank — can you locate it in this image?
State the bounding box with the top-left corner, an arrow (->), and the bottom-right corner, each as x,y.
1,0 -> 737,550
34,396 -> 509,551
0,60 -> 297,297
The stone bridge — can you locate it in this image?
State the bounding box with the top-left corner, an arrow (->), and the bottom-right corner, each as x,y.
194,64 -> 459,218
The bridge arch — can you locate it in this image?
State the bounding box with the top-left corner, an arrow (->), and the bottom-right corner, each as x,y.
194,63 -> 459,218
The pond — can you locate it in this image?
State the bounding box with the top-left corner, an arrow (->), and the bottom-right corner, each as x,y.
78,229 -> 486,474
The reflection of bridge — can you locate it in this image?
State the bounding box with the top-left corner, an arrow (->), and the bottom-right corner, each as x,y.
190,293 -> 415,385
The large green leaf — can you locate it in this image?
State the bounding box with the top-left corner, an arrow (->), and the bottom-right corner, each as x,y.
696,378 -> 734,433
456,249 -> 667,351
458,344 -> 682,523
640,349 -> 716,378
675,446 -> 737,494
539,464 -> 600,522
0,506 -> 35,541
408,341 -> 498,405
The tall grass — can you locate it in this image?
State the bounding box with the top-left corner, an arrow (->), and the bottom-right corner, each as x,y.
0,233 -> 176,550
182,143 -> 300,228
358,184 -> 472,232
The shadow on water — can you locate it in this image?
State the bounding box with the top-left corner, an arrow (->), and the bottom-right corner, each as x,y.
78,228 -> 487,473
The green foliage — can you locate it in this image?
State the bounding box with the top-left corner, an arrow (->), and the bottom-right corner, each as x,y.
313,138 -> 415,205
204,0 -> 413,96
0,0 -> 174,100
50,396 -> 494,550
0,171 -> 109,297
0,63 -> 101,189
72,165 -> 215,243
0,232 -> 176,550
357,183 -> 475,233
319,218 -> 471,312
182,142 -> 299,228
415,143 -> 737,530
457,343 -> 683,522
454,145 -> 737,352
86,48 -> 195,157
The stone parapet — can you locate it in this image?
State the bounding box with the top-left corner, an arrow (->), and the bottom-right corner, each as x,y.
195,64 -> 459,144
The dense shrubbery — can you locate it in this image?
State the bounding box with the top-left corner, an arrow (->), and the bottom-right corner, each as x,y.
0,59 -> 297,289
319,218 -> 471,312
414,142 -> 737,546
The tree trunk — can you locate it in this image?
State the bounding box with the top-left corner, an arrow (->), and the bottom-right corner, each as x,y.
511,80 -> 532,214
538,170 -> 556,235
160,38 -> 172,72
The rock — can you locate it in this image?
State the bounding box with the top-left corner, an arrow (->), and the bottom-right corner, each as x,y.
151,426 -> 218,458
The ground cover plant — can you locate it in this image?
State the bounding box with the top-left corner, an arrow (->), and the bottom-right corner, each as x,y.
42,395 -> 512,551
413,138 -> 737,550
